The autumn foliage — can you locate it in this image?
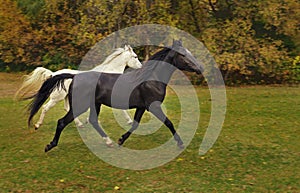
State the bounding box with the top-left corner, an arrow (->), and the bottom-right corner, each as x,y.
0,0 -> 299,84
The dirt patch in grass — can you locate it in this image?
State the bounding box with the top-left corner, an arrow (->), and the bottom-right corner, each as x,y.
0,72 -> 25,97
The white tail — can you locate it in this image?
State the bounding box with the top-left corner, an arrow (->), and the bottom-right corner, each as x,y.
14,67 -> 53,100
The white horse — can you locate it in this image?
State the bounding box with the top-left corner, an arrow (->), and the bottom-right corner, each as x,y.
16,45 -> 142,129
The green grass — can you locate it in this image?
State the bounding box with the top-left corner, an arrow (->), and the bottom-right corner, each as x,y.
1,74 -> 299,192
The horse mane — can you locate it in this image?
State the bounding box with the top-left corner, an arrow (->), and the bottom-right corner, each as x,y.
148,47 -> 171,62
96,48 -> 125,67
139,47 -> 171,71
124,47 -> 171,83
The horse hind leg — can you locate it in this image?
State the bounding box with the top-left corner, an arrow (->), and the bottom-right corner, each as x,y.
34,99 -> 58,130
118,108 -> 145,146
45,110 -> 74,152
35,89 -> 66,130
64,97 -> 84,128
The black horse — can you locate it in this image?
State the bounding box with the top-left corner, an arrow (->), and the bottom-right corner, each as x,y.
28,40 -> 203,152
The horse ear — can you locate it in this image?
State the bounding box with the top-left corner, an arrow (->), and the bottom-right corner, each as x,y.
179,39 -> 182,45
128,45 -> 133,52
172,40 -> 177,48
124,45 -> 129,51
172,39 -> 181,47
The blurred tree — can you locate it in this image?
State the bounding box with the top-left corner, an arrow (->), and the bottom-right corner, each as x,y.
0,0 -> 38,70
201,0 -> 297,84
16,0 -> 45,19
36,0 -> 81,69
0,0 -> 298,83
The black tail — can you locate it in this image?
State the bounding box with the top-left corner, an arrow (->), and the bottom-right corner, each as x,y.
27,73 -> 75,127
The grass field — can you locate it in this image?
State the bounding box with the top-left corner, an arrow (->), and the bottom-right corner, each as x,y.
0,73 -> 299,192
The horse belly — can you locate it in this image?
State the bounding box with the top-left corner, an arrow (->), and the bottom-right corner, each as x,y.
71,72 -> 100,116
97,88 -> 142,109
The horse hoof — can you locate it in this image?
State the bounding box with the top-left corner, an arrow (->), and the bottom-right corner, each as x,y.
34,124 -> 39,130
106,142 -> 114,148
77,124 -> 84,128
177,143 -> 185,149
45,142 -> 56,152
103,137 -> 113,147
45,144 -> 52,152
127,121 -> 133,125
118,138 -> 124,146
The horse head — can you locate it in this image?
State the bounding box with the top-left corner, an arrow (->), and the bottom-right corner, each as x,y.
170,40 -> 203,74
123,45 -> 143,69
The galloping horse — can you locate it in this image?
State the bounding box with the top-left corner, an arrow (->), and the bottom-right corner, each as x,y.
28,40 -> 203,152
17,45 -> 142,129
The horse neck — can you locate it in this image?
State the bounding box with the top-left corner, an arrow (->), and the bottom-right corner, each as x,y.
150,57 -> 176,84
93,55 -> 126,73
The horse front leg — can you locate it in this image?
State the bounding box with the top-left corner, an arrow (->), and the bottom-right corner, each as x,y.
149,102 -> 184,149
45,111 -> 74,152
118,108 -> 145,146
